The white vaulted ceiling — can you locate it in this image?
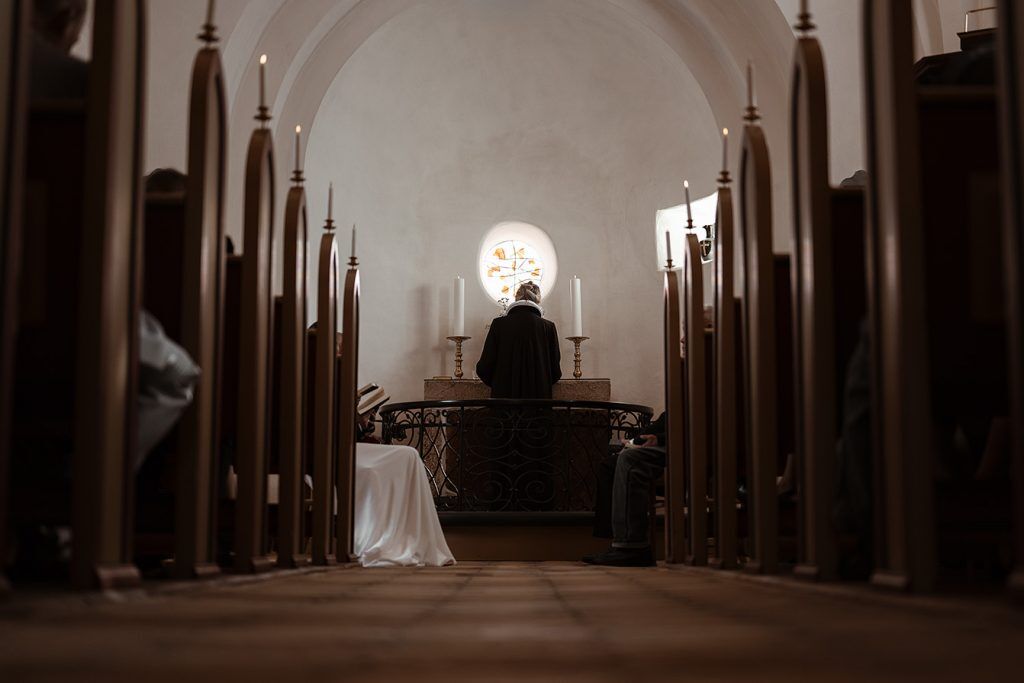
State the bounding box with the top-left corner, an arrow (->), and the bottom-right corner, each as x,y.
138,0 -> 965,407
145,0 -> 963,249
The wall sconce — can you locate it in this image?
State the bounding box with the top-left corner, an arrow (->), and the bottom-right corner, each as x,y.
699,224 -> 715,263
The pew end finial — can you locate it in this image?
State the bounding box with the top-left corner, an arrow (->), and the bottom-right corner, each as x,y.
744,60 -> 761,122
683,179 -> 695,232
325,182 -> 335,232
199,0 -> 219,45
795,0 -> 816,34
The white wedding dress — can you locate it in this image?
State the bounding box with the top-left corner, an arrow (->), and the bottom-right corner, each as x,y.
353,442 -> 456,567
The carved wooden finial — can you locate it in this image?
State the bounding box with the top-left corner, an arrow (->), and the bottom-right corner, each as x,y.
684,180 -> 694,231
199,0 -> 219,45
795,0 -> 816,34
744,60 -> 761,123
324,183 -> 335,232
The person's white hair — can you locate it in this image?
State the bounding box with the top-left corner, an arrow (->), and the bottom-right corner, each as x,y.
515,282 -> 541,305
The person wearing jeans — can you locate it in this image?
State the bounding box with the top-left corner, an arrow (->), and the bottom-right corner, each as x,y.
585,412 -> 666,567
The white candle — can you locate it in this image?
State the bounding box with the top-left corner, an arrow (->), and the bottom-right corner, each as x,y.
721,128 -> 729,173
684,180 -> 693,224
570,276 -> 583,337
665,231 -> 672,265
205,0 -> 216,27
453,276 -> 465,337
294,125 -> 301,172
327,182 -> 333,222
258,54 -> 267,111
351,225 -> 356,260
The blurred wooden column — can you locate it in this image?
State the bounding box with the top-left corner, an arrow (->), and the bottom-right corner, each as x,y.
72,0 -> 148,589
0,0 -> 30,594
998,0 -> 1024,597
172,14 -> 227,580
862,0 -> 935,593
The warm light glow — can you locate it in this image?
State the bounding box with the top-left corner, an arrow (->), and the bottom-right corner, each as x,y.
260,54 -> 267,65
477,221 -> 557,305
656,191 -> 719,267
296,125 -> 301,134
723,127 -> 728,137
684,180 -> 689,189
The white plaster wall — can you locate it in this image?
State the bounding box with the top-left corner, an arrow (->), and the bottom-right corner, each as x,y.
304,0 -> 719,409
139,0 -> 257,174
134,0 -> 980,410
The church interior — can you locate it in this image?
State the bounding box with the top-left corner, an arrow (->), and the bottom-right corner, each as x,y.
2,0 -> 1024,679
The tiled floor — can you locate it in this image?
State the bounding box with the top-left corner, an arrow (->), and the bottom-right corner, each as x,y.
1,563 -> 1022,682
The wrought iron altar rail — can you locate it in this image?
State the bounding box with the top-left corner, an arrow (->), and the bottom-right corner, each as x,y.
379,400 -> 654,513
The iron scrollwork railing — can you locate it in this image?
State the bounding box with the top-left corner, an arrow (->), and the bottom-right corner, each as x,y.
380,399 -> 654,513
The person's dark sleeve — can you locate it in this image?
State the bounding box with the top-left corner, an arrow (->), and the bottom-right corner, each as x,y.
646,412 -> 667,446
476,320 -> 499,386
548,322 -> 562,384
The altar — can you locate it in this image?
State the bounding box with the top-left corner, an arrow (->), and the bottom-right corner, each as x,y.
382,378 -> 646,561
423,378 -> 611,401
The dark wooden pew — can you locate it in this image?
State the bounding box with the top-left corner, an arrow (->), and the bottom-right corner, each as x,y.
10,0 -> 147,590
998,0 -> 1024,597
864,0 -> 1010,592
336,237 -> 361,562
738,94 -> 797,575
233,105 -> 276,574
173,23 -> 228,579
682,233 -> 709,566
134,177 -> 186,564
133,20 -> 228,579
712,162 -> 739,569
663,251 -> 685,564
0,0 -> 30,593
310,220 -> 339,565
274,163 -> 308,568
790,17 -> 868,582
217,253 -> 242,565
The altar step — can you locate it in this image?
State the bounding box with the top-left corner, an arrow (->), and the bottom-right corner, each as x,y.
438,512 -> 665,561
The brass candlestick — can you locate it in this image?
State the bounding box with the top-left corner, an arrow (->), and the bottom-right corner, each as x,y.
446,336 -> 471,379
566,336 -> 590,379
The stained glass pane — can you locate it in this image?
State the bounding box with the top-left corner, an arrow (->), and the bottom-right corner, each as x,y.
480,239 -> 544,303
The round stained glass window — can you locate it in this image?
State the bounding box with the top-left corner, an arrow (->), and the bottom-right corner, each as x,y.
477,222 -> 557,306
482,240 -> 544,303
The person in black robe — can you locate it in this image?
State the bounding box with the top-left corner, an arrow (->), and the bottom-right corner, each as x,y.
475,282 -> 561,398
471,282 -> 561,510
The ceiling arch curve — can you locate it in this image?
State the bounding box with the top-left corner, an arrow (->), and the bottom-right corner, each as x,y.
218,0 -> 798,244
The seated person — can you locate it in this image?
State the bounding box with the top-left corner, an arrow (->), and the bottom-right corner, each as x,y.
302,327 -> 453,567
30,0 -> 89,103
353,442 -> 456,567
476,281 -> 561,398
584,411 -> 667,567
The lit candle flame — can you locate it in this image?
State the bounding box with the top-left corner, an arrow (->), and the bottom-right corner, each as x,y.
721,127 -> 729,174
258,54 -> 268,114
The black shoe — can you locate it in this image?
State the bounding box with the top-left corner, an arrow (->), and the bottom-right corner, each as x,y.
581,546 -> 655,567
